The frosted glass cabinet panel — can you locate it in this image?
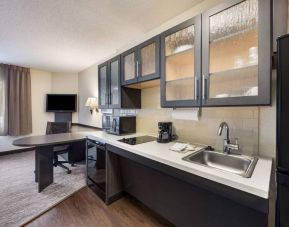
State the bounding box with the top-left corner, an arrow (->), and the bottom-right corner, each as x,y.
209,0 -> 258,98
121,36 -> 160,85
98,63 -> 108,108
138,36 -> 160,82
140,43 -> 156,77
98,56 -> 121,109
123,52 -> 136,82
161,16 -> 201,107
202,0 -> 271,106
109,57 -> 120,107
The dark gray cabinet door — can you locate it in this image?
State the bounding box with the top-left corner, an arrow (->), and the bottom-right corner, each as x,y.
137,36 -> 160,82
160,16 -> 202,108
121,36 -> 161,85
108,56 -> 121,108
202,0 -> 271,106
99,55 -> 141,109
121,48 -> 138,85
98,62 -> 109,109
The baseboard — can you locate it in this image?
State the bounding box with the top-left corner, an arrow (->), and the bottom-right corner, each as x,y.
106,191 -> 125,205
72,123 -> 101,130
0,147 -> 35,156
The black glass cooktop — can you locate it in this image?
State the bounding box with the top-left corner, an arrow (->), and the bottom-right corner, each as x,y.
118,136 -> 156,145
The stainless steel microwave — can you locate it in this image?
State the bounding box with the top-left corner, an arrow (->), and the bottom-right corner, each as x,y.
102,115 -> 136,135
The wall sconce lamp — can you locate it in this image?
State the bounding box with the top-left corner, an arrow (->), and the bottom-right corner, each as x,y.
85,97 -> 98,114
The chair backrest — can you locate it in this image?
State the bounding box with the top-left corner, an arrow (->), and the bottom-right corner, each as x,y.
46,122 -> 71,135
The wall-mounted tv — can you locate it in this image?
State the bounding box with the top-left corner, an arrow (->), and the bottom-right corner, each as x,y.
46,94 -> 77,112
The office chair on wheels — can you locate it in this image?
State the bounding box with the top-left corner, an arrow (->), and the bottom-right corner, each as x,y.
46,121 -> 73,174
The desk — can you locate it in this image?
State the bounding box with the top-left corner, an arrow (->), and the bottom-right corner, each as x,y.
13,133 -> 86,192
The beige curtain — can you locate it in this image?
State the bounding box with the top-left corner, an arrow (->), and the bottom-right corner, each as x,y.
8,65 -> 32,136
0,64 -> 8,135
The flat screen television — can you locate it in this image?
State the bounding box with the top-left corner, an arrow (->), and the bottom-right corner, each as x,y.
46,94 -> 77,112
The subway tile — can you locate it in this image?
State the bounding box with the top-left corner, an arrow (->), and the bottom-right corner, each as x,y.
137,87 -> 259,153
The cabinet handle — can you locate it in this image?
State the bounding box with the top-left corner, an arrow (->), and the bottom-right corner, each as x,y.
203,75 -> 208,100
112,119 -> 117,132
195,78 -> 200,101
136,60 -> 139,78
106,93 -> 109,105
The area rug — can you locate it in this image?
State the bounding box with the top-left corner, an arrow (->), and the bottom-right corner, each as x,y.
0,150 -> 86,227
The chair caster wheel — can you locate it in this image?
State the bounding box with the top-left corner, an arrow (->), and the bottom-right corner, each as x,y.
71,163 -> 75,167
67,170 -> 71,174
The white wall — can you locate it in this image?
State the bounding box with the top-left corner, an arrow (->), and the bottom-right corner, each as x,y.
30,70 -> 79,135
30,69 -> 53,135
78,64 -> 102,128
51,72 -> 79,123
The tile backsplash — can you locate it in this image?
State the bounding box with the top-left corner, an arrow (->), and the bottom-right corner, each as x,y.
136,87 -> 259,156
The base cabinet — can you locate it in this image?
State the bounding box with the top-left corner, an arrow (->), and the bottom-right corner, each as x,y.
106,144 -> 268,227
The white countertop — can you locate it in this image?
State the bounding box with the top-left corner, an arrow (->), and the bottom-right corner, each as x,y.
85,131 -> 272,199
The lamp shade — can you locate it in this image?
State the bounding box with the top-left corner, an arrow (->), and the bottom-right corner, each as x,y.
85,97 -> 98,108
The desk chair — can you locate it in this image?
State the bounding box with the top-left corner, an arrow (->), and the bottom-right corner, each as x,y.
46,121 -> 72,174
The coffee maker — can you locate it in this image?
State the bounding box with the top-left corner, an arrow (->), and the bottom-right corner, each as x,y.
157,122 -> 173,143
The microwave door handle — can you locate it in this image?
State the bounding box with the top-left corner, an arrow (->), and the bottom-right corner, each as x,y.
112,119 -> 117,132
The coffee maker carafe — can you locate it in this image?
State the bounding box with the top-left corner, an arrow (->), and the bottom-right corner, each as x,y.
157,122 -> 173,143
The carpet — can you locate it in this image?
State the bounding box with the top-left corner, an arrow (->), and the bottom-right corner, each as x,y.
0,150 -> 86,227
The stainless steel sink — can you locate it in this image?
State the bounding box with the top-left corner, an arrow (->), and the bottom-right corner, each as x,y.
182,150 -> 258,178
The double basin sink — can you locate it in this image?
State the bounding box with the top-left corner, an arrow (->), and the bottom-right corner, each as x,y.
183,149 -> 258,178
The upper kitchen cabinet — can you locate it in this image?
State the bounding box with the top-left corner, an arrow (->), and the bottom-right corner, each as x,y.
121,47 -> 137,85
137,37 -> 160,82
202,0 -> 272,106
160,16 -> 202,108
108,56 -> 121,108
121,36 -> 160,86
99,62 -> 109,109
99,56 -> 141,109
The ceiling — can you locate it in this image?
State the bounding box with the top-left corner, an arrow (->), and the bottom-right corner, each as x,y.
0,0 -> 202,73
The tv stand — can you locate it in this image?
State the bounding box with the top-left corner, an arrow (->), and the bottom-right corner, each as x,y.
54,112 -> 72,123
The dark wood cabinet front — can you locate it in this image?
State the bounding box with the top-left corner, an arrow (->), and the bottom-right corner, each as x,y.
201,0 -> 271,106
99,56 -> 121,109
121,48 -> 138,85
108,56 -> 121,108
102,0 -> 272,109
160,16 -> 202,108
137,36 -> 160,82
160,0 -> 271,108
98,62 -> 109,109
99,56 -> 141,109
106,144 -> 269,227
121,36 -> 160,85
99,57 -> 121,109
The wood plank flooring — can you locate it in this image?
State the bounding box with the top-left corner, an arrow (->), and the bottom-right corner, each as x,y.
24,187 -> 174,227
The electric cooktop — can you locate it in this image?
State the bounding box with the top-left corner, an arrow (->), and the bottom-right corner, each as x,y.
118,136 -> 156,145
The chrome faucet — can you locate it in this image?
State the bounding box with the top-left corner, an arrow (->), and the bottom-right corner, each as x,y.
218,122 -> 239,154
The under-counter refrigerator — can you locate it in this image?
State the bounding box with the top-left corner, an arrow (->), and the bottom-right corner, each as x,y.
276,34 -> 289,227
